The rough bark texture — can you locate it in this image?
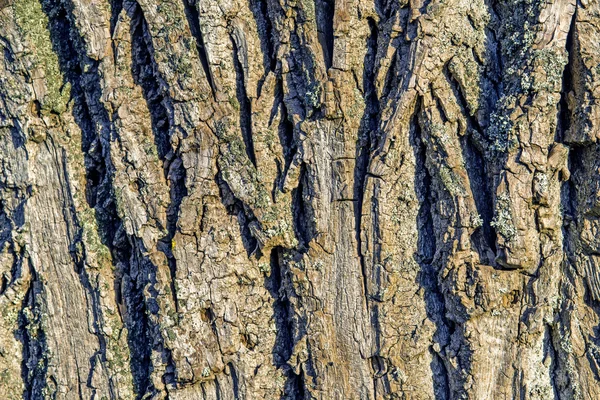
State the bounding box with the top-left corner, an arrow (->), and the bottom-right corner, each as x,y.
0,0 -> 600,398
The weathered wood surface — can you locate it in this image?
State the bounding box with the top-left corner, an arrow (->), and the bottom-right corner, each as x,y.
0,0 -> 599,398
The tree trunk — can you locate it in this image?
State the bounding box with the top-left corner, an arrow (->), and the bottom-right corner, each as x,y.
0,0 -> 598,398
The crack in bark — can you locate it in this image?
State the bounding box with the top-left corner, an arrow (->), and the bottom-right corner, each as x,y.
250,0 -> 276,83
412,102 -> 453,399
215,170 -> 260,257
231,34 -> 257,167
291,164 -> 314,247
314,0 -> 335,70
182,0 -> 216,98
21,280 -> 50,400
266,247 -> 307,399
129,1 -> 186,320
37,1 -> 134,396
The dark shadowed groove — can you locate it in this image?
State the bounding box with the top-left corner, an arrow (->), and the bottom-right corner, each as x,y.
314,0 -> 335,70
291,163 -> 314,247
559,4 -> 578,252
374,0 -> 392,19
182,0 -> 216,98
544,324 -> 561,398
550,299 -> 580,398
215,170 -> 259,256
265,247 -> 307,399
267,248 -> 293,367
129,2 -> 186,319
461,134 -> 496,262
444,65 -> 496,261
411,104 -> 451,400
275,80 -> 299,190
129,10 -> 171,161
557,6 -> 577,144
21,280 -> 50,400
40,0 -> 162,395
380,49 -> 398,103
250,0 -> 276,77
285,370 -> 307,400
231,35 -> 257,167
160,151 -> 187,316
228,363 -> 240,399
109,0 -> 123,37
0,195 -> 24,296
354,16 -> 388,395
37,0 -> 133,396
109,0 -> 123,65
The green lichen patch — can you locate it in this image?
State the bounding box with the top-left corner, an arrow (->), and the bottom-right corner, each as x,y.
532,48 -> 568,93
438,165 -> 466,196
491,192 -> 517,241
78,208 -> 113,269
13,0 -> 70,114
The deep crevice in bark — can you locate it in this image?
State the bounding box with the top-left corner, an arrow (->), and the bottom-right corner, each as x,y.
41,1 -> 165,395
268,248 -> 293,367
130,12 -> 171,164
266,247 -> 306,399
215,170 -> 260,257
314,0 -> 335,70
250,0 -> 276,75
129,3 -> 186,318
182,0 -> 216,98
38,1 -> 139,397
291,164 -> 314,247
412,105 -> 452,400
109,0 -> 123,65
109,0 -> 122,37
228,362 -> 240,399
355,16 -> 379,319
545,323 -> 561,398
558,7 -> 577,144
231,35 -> 257,167
20,281 -> 50,400
277,81 -> 298,187
461,135 -> 496,263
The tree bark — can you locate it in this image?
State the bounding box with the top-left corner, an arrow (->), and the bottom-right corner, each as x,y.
0,0 -> 598,398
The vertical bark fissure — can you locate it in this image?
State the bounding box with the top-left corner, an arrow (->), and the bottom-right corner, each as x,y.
314,0 -> 334,70
215,170 -> 259,256
559,4 -> 578,268
227,362 -> 240,399
277,83 -> 298,186
250,0 -> 276,79
355,18 -> 380,334
21,280 -> 50,400
40,0 -> 159,395
558,6 -> 577,145
129,3 -> 185,317
231,35 -> 257,167
109,0 -> 123,65
545,323 -> 561,398
37,1 -> 134,396
445,62 -> 498,261
266,247 -> 306,399
412,105 -> 452,399
181,0 -> 216,98
292,164 -> 313,247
